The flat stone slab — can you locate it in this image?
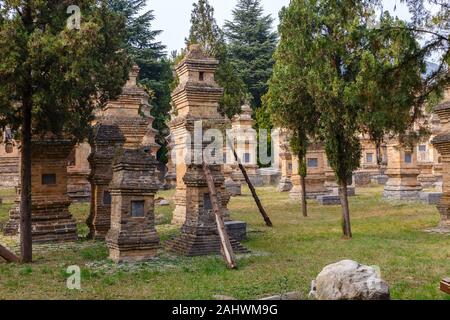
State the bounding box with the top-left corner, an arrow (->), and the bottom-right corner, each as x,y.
259,291 -> 302,300
317,195 -> 341,206
419,192 -> 442,205
424,227 -> 450,235
225,221 -> 247,241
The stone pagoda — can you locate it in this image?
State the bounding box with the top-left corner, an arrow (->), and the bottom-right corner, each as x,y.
290,143 -> 328,200
87,65 -> 159,240
4,136 -> 78,242
106,148 -> 160,263
166,44 -> 247,256
228,103 -> 261,186
431,87 -> 450,232
67,142 -> 91,202
277,129 -> 293,192
383,139 -> 422,200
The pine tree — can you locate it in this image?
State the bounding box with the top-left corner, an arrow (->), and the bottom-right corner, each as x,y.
268,0 -> 424,238
187,0 -> 247,119
0,0 -> 131,261
108,0 -> 173,162
224,0 -> 278,109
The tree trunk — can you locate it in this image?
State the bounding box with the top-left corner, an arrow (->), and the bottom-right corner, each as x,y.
300,174 -> 308,217
339,181 -> 352,239
0,244 -> 20,263
203,163 -> 237,269
20,93 -> 33,263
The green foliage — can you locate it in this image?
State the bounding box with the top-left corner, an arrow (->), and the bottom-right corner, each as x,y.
224,0 -> 278,110
108,0 -> 173,163
0,0 -> 131,140
187,0 -> 247,119
269,0 -> 424,184
267,0 -> 425,235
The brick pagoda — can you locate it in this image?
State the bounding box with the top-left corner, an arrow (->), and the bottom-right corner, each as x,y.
166,44 -> 247,256
87,65 -> 159,240
4,137 -> 78,242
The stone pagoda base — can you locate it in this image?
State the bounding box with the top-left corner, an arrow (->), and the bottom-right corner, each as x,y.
277,177 -> 293,192
166,231 -> 248,257
383,186 -> 422,201
372,174 -> 389,185
289,183 -> 329,200
106,230 -> 160,263
4,201 -> 77,243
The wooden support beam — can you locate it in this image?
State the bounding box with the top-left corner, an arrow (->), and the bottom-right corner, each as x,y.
0,244 -> 20,263
203,162 -> 237,269
228,141 -> 273,227
441,278 -> 450,295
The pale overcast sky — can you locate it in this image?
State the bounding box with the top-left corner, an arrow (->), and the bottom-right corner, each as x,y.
147,0 -> 411,54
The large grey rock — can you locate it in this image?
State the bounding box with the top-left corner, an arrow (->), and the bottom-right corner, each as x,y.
313,260 -> 390,300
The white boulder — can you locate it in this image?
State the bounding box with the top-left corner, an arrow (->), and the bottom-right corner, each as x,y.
312,260 -> 390,300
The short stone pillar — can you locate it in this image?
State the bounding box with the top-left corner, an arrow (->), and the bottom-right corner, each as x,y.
106,149 -> 160,263
383,140 -> 422,200
290,144 -> 328,200
4,138 -> 78,242
166,45 -> 247,255
431,88 -> 450,231
277,129 -> 293,192
67,142 -> 91,202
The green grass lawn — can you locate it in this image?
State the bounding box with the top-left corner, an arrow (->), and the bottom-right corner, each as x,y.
0,186 -> 449,300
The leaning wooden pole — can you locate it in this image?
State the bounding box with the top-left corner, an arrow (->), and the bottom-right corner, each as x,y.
202,162 -> 237,269
229,144 -> 273,227
0,244 -> 20,263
